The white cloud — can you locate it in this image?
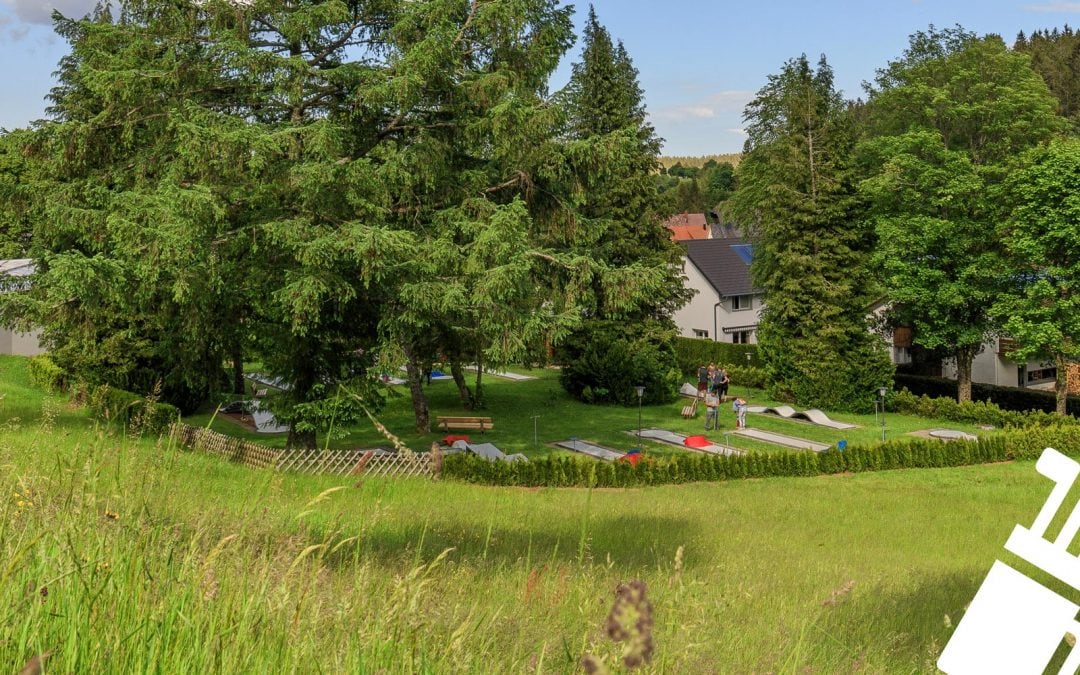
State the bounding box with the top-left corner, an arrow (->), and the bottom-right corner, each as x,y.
0,0 -> 98,26
1023,2 -> 1080,12
651,90 -> 754,122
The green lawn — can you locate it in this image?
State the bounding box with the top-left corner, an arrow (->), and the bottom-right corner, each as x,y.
0,355 -> 1063,672
186,367 -> 990,458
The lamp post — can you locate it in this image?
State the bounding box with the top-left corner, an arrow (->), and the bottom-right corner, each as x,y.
878,386 -> 887,442
745,352 -> 752,398
635,385 -> 645,446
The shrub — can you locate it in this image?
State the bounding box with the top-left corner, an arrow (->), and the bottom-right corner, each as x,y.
88,384 -> 179,436
895,373 -> 1080,417
891,388 -> 1078,429
558,319 -> 680,406
27,355 -> 67,393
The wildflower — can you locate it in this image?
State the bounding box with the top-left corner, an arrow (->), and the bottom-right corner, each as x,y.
603,580 -> 654,668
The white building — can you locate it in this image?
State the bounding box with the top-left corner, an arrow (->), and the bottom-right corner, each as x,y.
672,238 -> 763,344
0,259 -> 44,357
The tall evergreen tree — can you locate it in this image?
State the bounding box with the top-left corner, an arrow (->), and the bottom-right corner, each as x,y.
554,6 -> 688,404
1015,25 -> 1080,129
731,54 -> 892,411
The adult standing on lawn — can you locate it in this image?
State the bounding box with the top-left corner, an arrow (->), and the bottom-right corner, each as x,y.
718,368 -> 730,401
704,390 -> 720,430
697,364 -> 709,396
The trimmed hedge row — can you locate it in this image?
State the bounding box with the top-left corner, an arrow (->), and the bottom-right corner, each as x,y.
894,373 -> 1080,417
891,388 -> 1079,429
444,427 -> 1080,488
674,337 -> 759,373
87,384 -> 180,436
27,355 -> 67,393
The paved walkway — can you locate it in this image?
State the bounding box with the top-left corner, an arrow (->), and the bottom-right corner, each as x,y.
731,428 -> 830,452
464,365 -> 535,381
632,428 -> 742,457
555,439 -> 624,461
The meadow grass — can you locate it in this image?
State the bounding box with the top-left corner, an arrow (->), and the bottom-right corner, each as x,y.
0,356 -> 1060,672
186,367 -> 990,458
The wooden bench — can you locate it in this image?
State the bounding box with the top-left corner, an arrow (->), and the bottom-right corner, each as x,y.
681,398 -> 699,419
436,416 -> 494,432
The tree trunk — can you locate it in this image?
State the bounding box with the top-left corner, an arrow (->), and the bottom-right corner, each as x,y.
955,345 -> 976,403
287,428 -> 317,449
286,353 -> 318,449
404,343 -> 431,433
449,361 -> 475,410
231,345 -> 245,395
1056,352 -> 1068,416
473,360 -> 485,408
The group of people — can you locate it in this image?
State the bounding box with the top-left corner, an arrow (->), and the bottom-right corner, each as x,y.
697,362 -> 746,431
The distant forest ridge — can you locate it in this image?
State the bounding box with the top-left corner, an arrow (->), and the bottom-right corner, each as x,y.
659,153 -> 741,169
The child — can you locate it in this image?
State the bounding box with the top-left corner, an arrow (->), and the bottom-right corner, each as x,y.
733,397 -> 747,428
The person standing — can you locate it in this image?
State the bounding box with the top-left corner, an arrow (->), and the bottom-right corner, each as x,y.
718,368 -> 730,402
697,364 -> 708,396
706,362 -> 717,393
704,390 -> 720,430
733,397 -> 748,428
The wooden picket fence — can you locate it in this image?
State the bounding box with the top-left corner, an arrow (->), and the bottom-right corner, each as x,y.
169,423 -> 436,479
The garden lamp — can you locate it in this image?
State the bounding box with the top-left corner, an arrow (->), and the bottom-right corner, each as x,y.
635,386 -> 645,446
878,386 -> 888,441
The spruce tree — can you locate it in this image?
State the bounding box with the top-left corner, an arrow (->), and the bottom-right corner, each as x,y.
555,6 -> 688,404
731,55 -> 892,412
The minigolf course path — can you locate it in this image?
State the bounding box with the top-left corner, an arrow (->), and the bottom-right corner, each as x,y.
745,405 -> 857,430
731,428 -> 830,452
632,428 -> 742,457
555,439 -> 624,461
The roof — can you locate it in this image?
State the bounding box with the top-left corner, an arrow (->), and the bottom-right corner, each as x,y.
683,239 -> 757,297
663,212 -> 710,241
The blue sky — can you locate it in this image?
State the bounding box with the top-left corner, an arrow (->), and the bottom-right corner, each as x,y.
2,1 -> 1080,154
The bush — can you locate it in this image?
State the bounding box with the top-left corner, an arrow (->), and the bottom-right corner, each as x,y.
891,388 -> 1079,428
88,384 -> 180,436
894,373 -> 1080,417
27,355 -> 67,393
558,319 -> 680,406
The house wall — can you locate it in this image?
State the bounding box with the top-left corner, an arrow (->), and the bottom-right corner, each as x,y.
941,341 -> 1051,389
672,260 -> 719,339
0,328 -> 44,357
671,259 -> 763,343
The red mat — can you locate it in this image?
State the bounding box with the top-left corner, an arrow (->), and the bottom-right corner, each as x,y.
684,435 -> 710,448
443,435 -> 470,446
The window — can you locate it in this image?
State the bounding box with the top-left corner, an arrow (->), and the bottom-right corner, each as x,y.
731,295 -> 752,311
732,330 -> 751,344
692,329 -> 709,339
1027,366 -> 1057,384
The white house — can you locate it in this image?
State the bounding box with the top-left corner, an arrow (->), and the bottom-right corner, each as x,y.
671,238 -> 763,344
941,337 -> 1057,391
0,259 -> 44,357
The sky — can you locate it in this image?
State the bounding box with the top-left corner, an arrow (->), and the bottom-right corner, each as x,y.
2,1 -> 1080,155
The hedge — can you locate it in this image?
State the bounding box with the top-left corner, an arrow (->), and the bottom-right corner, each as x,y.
27,355 -> 67,393
891,388 -> 1079,429
87,384 -> 180,436
674,337 -> 759,373
443,427 -> 1080,488
894,373 -> 1080,417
